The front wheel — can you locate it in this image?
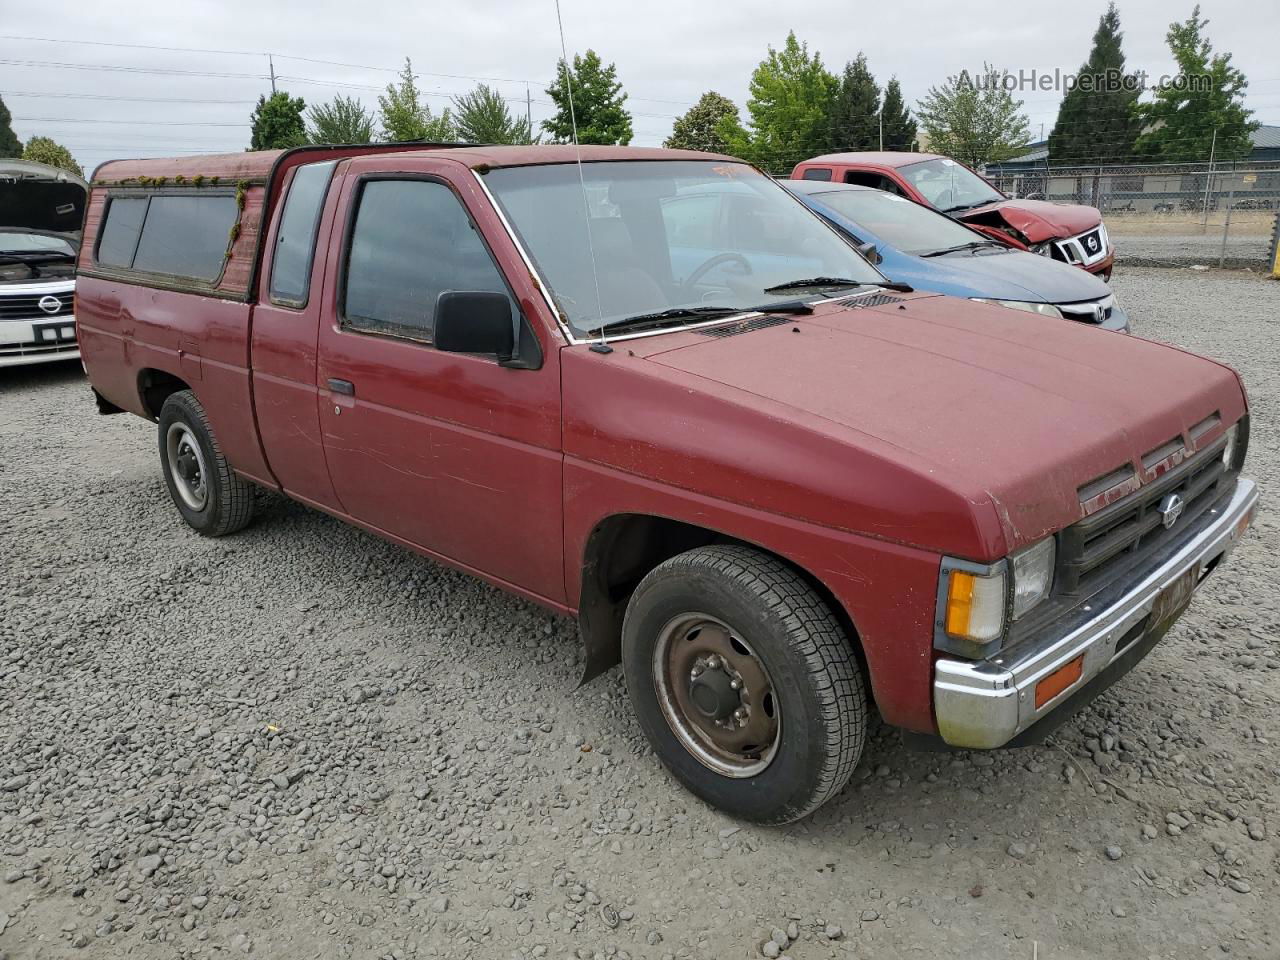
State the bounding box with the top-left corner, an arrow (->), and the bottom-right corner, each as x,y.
622,545 -> 867,824
157,390 -> 255,537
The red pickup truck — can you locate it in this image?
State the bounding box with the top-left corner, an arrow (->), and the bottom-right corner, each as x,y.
78,144 -> 1256,823
791,152 -> 1115,279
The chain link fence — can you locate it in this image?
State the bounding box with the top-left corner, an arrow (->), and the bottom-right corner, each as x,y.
983,160 -> 1280,269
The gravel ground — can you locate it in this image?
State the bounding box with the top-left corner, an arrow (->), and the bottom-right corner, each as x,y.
1115,232 -> 1274,270
2,267 -> 1278,960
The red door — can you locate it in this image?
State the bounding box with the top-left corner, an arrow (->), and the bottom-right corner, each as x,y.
250,160 -> 344,510
314,158 -> 566,605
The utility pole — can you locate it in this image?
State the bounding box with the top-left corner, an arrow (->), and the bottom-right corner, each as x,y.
526,85 -> 532,139
1202,127 -> 1217,230
878,113 -> 883,151
268,54 -> 277,95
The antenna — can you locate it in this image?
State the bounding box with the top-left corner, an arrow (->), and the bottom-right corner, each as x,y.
553,0 -> 609,352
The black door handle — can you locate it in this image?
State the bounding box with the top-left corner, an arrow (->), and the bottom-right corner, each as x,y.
327,378 -> 354,396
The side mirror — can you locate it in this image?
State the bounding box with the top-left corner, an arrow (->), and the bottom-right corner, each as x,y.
434,291 -> 514,361
856,242 -> 880,264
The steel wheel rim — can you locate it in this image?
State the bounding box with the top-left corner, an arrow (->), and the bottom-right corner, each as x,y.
652,612 -> 781,778
166,422 -> 208,511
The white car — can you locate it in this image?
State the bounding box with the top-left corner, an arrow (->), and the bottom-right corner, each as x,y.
1,160 -> 85,368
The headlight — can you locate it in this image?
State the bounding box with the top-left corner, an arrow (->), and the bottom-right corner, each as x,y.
1222,423 -> 1239,468
971,298 -> 1064,319
1010,537 -> 1055,620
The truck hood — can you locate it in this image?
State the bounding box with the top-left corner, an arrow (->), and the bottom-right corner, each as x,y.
957,198 -> 1100,243
607,292 -> 1244,558
0,160 -> 88,245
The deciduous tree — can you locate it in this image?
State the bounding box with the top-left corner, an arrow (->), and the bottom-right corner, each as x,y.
664,92 -> 738,153
453,84 -> 535,144
720,32 -> 837,173
1133,5 -> 1256,162
379,58 -> 455,142
20,136 -> 82,177
307,95 -> 376,144
916,64 -> 1030,167
249,91 -> 307,150
543,50 -> 633,145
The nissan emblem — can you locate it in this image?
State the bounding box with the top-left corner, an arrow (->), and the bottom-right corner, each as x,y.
38,295 -> 62,315
1157,493 -> 1186,530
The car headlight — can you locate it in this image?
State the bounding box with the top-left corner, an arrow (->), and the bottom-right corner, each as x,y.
938,536 -> 1056,657
971,298 -> 1064,319
1222,423 -> 1239,468
1010,537 -> 1055,620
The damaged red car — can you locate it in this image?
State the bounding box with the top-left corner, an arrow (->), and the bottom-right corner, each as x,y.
792,152 -> 1114,279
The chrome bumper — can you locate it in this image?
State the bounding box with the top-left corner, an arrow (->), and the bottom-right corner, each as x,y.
934,476 -> 1258,749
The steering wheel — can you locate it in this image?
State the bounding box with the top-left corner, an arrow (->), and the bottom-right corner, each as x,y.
685,252 -> 753,287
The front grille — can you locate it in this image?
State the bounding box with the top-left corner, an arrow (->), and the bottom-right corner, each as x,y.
0,291 -> 74,321
1057,440 -> 1232,595
1058,296 -> 1113,325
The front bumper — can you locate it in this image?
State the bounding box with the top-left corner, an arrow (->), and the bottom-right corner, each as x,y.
0,314 -> 80,367
934,476 -> 1258,749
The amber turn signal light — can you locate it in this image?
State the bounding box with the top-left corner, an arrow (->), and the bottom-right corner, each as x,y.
1034,654 -> 1084,709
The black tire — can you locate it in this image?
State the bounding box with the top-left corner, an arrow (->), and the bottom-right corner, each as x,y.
622,544 -> 866,824
157,390 -> 255,537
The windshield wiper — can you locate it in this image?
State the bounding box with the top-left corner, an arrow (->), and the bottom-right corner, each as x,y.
921,240 -> 1004,258
940,200 -> 996,213
584,301 -> 814,338
762,276 -> 869,294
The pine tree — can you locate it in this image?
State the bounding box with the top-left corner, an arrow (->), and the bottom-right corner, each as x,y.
543,50 -> 633,145
829,54 -> 880,152
379,58 -> 455,142
249,91 -> 307,150
879,78 -> 917,151
719,32 -> 837,173
0,95 -> 22,158
453,85 -> 535,144
916,64 -> 1030,167
664,92 -> 739,153
1133,5 -> 1257,162
1046,2 -> 1143,164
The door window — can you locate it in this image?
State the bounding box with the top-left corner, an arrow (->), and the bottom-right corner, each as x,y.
342,179 -> 513,343
270,160 -> 337,306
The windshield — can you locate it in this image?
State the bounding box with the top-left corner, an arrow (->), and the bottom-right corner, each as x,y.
482,160 -> 884,337
810,189 -> 986,255
898,158 -> 1002,213
0,232 -> 75,256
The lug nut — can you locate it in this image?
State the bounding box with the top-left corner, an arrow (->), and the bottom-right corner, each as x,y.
706,655 -> 721,670
730,678 -> 742,691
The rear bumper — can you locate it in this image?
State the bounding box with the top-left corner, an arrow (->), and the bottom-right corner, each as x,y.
933,476 -> 1258,749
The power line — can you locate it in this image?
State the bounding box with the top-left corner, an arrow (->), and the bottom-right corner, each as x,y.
14,116 -> 246,127
3,91 -> 254,105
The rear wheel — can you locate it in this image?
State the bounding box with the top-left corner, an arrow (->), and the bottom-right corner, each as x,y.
157,390 -> 255,536
622,544 -> 866,823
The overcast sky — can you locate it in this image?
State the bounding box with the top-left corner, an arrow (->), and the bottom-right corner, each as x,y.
3,0 -> 1276,174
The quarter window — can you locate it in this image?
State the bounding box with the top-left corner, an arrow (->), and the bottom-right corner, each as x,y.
801,168 -> 833,181
342,179 -> 512,342
132,196 -> 238,281
269,160 -> 337,305
96,197 -> 148,268
96,193 -> 238,282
